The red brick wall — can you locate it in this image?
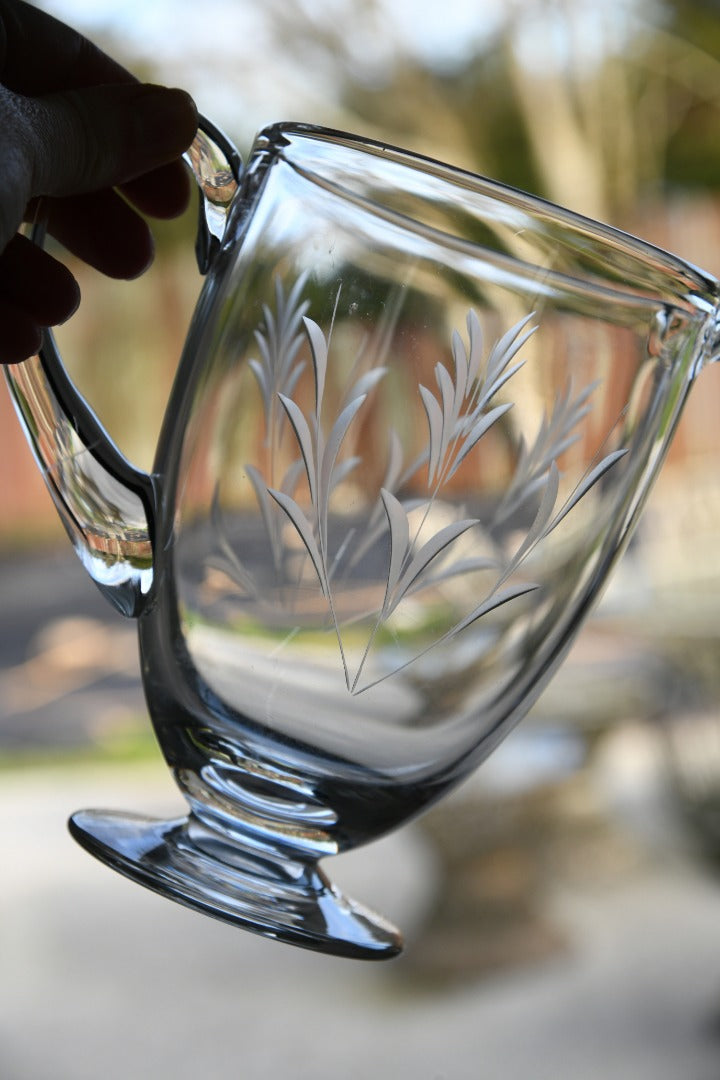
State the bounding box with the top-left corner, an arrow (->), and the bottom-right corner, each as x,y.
0,380 -> 63,544
2,196 -> 720,548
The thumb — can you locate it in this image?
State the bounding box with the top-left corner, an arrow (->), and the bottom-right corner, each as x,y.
22,82 -> 198,200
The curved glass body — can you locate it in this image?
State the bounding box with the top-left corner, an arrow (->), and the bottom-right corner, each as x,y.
7,122 -> 719,957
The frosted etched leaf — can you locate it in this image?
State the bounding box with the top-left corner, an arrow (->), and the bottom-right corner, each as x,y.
278,393 -> 317,505
303,316 -> 329,415
268,488 -> 327,597
212,287 -> 626,696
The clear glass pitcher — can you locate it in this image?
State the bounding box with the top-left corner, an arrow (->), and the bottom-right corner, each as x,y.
5,119 -> 719,958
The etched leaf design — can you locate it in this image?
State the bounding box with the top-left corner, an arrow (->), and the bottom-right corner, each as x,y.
466,308 -> 483,384
283,360 -> 307,404
248,274 -> 310,435
380,488 -> 410,606
485,313 -> 536,389
319,395 -> 367,520
406,555 -> 500,596
278,393 -> 317,505
494,376 -> 606,530
447,401 -> 513,481
213,284 -> 628,699
356,582 -> 539,695
350,367 -> 386,402
267,488 -> 327,597
248,358 -> 271,415
245,464 -> 281,569
347,431 -> 406,571
392,518 -> 480,613
436,361 -> 457,459
451,328 -> 469,406
209,487 -> 259,598
303,316 -> 328,415
506,461 -> 560,574
475,358 -> 527,411
330,456 -> 361,493
418,311 -> 535,492
450,582 -> 539,638
419,384 -> 444,485
281,458 -> 304,497
546,449 -> 628,534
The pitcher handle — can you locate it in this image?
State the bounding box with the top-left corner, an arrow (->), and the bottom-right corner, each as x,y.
186,116 -> 242,274
3,118 -> 242,617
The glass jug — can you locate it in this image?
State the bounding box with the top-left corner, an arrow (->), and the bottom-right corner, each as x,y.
5,119 -> 719,958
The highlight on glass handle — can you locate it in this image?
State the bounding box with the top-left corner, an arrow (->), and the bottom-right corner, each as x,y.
186,116 -> 243,274
4,339 -> 156,617
2,119 -> 243,617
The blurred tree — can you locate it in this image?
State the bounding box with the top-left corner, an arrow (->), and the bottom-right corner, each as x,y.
259,0 -> 720,220
649,0 -> 720,190
11,0 -> 720,525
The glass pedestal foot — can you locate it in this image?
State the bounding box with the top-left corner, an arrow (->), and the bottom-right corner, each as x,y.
68,809 -> 403,960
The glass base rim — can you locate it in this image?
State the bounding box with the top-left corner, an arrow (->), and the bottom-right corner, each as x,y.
68,809 -> 404,961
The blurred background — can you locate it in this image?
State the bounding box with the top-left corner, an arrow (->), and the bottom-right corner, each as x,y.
4,0 -> 720,1076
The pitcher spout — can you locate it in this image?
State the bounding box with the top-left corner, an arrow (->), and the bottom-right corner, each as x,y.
700,298 -> 720,371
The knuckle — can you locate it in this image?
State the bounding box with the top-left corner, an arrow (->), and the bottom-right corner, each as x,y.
60,87 -> 108,186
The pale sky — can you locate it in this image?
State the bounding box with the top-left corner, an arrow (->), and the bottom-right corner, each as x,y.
40,0 -> 646,150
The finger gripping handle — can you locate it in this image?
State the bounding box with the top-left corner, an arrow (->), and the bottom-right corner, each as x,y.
3,118 -> 242,617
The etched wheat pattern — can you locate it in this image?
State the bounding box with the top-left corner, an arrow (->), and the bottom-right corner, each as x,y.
212,279 -> 627,694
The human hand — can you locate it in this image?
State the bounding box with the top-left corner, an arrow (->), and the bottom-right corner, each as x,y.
0,0 -> 198,363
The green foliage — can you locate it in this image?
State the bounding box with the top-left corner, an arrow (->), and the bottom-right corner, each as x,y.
657,0 -> 720,190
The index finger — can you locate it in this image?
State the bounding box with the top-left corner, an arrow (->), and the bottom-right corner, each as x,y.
3,2 -> 195,223
0,0 -> 135,94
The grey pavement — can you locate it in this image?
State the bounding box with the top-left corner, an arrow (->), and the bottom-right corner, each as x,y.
0,548 -> 144,752
3,550 -> 720,1078
3,758 -> 720,1079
